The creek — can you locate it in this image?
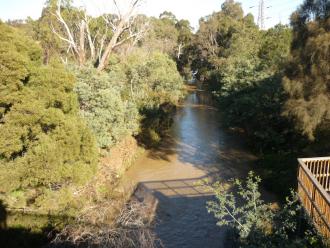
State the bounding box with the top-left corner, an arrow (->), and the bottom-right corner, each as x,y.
119,87 -> 258,248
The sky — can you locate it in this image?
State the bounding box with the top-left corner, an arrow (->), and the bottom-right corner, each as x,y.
0,0 -> 305,30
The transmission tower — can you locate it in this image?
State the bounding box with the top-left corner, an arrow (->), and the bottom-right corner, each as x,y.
257,0 -> 265,29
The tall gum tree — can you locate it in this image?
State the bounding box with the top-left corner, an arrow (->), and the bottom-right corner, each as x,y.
51,0 -> 149,70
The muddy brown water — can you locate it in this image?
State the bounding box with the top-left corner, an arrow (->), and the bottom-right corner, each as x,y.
119,89 -> 259,248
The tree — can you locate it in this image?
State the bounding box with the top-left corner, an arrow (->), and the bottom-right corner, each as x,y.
192,0 -> 261,94
143,16 -> 179,57
221,0 -> 244,20
28,3 -> 64,64
51,0 -> 149,70
218,25 -> 294,151
258,24 -> 292,72
120,50 -> 185,109
140,12 -> 193,71
72,49 -> 184,148
283,0 -> 330,140
175,19 -> 193,59
159,11 -> 177,23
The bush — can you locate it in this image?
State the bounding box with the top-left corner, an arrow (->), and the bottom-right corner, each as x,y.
203,172 -> 324,247
0,23 -> 98,211
73,66 -> 140,148
255,154 -> 298,198
220,75 -> 303,153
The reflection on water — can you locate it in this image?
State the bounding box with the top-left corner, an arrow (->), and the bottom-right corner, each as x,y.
174,91 -> 223,168
120,89 -> 257,248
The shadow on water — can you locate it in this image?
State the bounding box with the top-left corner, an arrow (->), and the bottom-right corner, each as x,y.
135,178 -> 234,248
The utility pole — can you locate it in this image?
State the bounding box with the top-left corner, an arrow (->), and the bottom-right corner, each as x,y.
250,0 -> 271,29
257,0 -> 265,29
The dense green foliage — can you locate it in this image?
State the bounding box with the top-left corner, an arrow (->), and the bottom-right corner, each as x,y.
215,24 -> 294,152
123,51 -> 184,146
1,0 -> 329,246
193,1 -> 263,95
140,12 -> 193,78
204,173 -> 324,247
19,1 -> 188,147
120,51 -> 184,109
0,23 -> 98,211
0,3 -> 186,244
73,51 -> 184,148
73,66 -> 139,148
283,0 -> 330,140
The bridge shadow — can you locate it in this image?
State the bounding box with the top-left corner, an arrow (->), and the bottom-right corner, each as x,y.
134,177 -> 235,248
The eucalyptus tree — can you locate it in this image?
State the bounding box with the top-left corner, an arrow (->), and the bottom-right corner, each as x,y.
50,0 -> 149,71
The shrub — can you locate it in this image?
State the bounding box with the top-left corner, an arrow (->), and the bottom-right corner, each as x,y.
205,172 -> 273,240
119,51 -> 184,146
0,23 -> 98,211
73,66 -> 140,148
203,172 -> 324,247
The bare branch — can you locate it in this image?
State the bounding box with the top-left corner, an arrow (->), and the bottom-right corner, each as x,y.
54,0 -> 78,52
51,0 -> 146,70
103,14 -> 117,32
51,23 -> 74,45
113,0 -> 122,19
84,13 -> 96,60
51,201 -> 159,248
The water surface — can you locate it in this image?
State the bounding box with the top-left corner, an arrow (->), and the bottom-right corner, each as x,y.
120,89 -> 257,247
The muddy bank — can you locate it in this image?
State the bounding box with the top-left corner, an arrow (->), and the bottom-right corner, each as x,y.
118,89 -> 264,248
101,136 -> 144,178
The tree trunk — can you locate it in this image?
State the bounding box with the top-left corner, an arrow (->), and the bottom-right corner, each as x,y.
177,43 -> 184,59
78,20 -> 86,67
97,22 -> 124,72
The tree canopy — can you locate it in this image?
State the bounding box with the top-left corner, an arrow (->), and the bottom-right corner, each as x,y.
283,0 -> 330,140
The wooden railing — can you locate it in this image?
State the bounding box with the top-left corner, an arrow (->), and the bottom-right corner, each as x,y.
297,157 -> 330,239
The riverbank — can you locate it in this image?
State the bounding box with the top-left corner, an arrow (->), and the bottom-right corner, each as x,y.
1,135 -> 145,248
1,98 -> 182,248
